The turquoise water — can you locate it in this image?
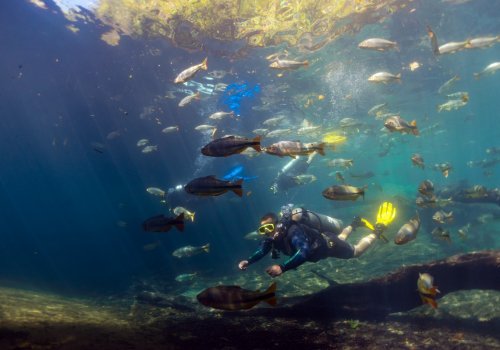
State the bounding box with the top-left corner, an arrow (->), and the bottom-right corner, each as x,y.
0,0 -> 499,348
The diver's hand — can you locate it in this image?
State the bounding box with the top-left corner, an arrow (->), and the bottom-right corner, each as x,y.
238,260 -> 249,270
350,216 -> 363,230
266,265 -> 283,277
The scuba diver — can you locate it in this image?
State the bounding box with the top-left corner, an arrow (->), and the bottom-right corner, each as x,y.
270,153 -> 317,194
238,202 -> 396,277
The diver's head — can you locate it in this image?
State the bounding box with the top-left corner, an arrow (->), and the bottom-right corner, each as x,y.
258,212 -> 278,237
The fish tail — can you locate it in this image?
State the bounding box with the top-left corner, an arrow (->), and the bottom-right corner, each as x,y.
200,57 -> 208,70
232,179 -> 244,197
316,143 -> 326,156
443,170 -> 449,178
252,136 -> 262,152
190,212 -> 195,222
194,91 -> 201,99
264,282 -> 277,306
396,73 -> 401,80
303,60 -> 309,66
202,243 -> 210,253
473,73 -> 480,80
420,294 -> 438,308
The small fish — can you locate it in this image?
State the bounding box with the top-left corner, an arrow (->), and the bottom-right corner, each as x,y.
394,212 -> 420,245
438,75 -> 460,94
437,99 -> 467,112
173,207 -> 195,222
263,116 -> 285,126
91,142 -> 105,154
269,59 -> 308,70
162,126 -> 179,134
477,213 -> 494,224
335,171 -> 345,183
142,241 -> 161,251
264,141 -> 325,158
446,91 -> 469,101
266,129 -> 293,138
252,128 -> 269,136
427,26 -> 440,56
418,180 -> 434,197
368,103 -> 388,116
137,139 -> 149,147
339,117 -> 362,129
174,58 -> 208,84
106,130 -> 121,140
433,163 -> 452,178
197,282 -> 277,310
322,185 -> 366,201
463,185 -> 488,199
486,147 -> 500,155
292,174 -> 317,185
439,41 -> 468,54
474,62 -> 500,79
432,210 -> 454,224
416,195 -> 453,208
244,230 -> 261,240
175,272 -> 198,282
417,273 -> 440,308
142,145 -> 158,153
358,38 -> 398,51
209,111 -> 235,120
195,124 -> 217,132
457,223 -> 470,240
432,226 -> 452,243
297,125 -> 321,135
178,92 -> 201,107
146,187 -> 165,197
464,36 -> 499,49
201,136 -> 261,157
328,158 -> 354,168
384,116 -> 418,135
142,213 -> 185,233
172,243 -> 210,258
411,153 -> 425,169
368,72 -> 401,83
184,175 -> 243,197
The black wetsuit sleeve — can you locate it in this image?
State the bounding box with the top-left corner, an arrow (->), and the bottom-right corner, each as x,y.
280,225 -> 311,272
247,238 -> 273,265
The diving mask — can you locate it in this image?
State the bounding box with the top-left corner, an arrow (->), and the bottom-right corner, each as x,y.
258,223 -> 275,235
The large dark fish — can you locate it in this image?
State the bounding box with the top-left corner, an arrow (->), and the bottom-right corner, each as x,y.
184,175 -> 243,197
322,185 -> 366,201
197,282 -> 277,310
142,213 -> 184,232
394,212 -> 420,245
201,135 -> 261,157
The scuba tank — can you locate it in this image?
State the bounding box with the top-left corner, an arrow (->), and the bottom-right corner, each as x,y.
291,208 -> 343,235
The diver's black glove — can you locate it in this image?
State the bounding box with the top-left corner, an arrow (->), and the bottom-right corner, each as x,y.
374,223 -> 389,242
350,216 -> 363,230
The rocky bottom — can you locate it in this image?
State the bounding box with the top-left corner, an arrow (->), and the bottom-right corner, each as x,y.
0,286 -> 499,350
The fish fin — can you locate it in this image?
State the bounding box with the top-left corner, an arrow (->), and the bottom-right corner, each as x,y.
303,60 -> 309,66
421,294 -> 438,308
396,73 -> 401,80
317,143 -> 326,156
194,91 -> 201,99
233,179 -> 244,197
203,243 -> 210,253
265,296 -> 278,307
200,57 -> 208,70
443,170 -> 449,178
252,136 -> 262,152
265,281 -> 277,295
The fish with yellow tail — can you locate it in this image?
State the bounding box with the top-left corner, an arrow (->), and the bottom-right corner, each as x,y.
417,273 -> 440,308
174,58 -> 208,84
384,116 -> 419,135
173,207 -> 195,222
197,282 -> 277,311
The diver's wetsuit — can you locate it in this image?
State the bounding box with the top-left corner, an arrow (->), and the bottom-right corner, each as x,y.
247,209 -> 354,272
